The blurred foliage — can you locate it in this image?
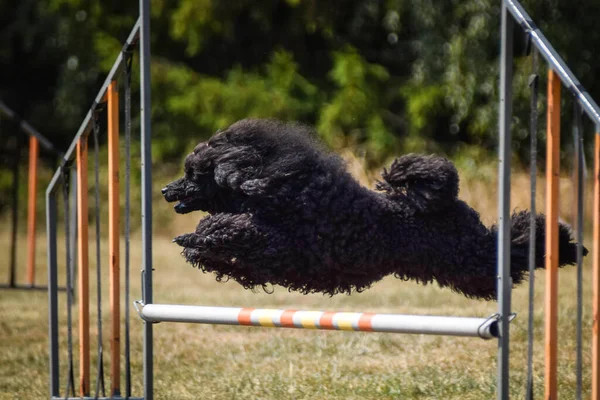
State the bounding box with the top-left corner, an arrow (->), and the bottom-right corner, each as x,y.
1,0 -> 600,210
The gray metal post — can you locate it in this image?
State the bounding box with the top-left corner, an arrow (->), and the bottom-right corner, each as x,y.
574,103 -> 584,400
69,166 -> 78,297
497,3 -> 514,399
9,134 -> 22,287
140,0 -> 154,398
46,189 -> 59,398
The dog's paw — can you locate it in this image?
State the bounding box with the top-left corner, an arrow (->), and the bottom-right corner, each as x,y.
173,233 -> 201,248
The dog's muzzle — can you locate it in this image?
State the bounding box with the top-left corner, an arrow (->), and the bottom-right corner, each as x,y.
162,178 -> 203,214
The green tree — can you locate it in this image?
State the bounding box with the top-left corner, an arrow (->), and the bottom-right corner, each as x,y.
1,0 -> 599,179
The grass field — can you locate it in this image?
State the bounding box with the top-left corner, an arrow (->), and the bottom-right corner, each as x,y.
0,167 -> 595,399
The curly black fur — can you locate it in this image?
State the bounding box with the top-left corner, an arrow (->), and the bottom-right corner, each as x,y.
162,118 -> 587,300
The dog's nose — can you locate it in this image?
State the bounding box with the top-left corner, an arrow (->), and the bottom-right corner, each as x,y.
161,187 -> 168,195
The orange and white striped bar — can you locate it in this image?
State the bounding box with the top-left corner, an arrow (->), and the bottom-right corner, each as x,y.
137,303 -> 498,339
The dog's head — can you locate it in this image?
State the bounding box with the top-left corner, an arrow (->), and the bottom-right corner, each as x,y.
162,118 -> 326,214
161,139 -> 221,214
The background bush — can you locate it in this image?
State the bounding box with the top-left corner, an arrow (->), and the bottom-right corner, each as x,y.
1,0 -> 598,211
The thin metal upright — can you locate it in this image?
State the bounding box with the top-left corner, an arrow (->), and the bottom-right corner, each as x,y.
140,0 -> 154,399
497,3 -> 514,399
46,187 -> 59,398
594,125 -> 600,400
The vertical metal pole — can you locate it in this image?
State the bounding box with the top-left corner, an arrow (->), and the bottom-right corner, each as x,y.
91,119 -> 106,398
573,103 -> 584,400
545,69 -> 561,400
497,3 -> 513,400
124,51 -> 133,400
70,166 -> 78,296
573,117 -> 581,234
47,189 -> 59,398
64,170 -> 76,398
525,48 -> 539,400
593,128 -> 600,400
26,136 -> 39,286
140,0 -> 154,398
9,135 -> 22,288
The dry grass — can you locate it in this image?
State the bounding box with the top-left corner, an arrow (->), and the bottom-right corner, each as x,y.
0,162 -> 595,399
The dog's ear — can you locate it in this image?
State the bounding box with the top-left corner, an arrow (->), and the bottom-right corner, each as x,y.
375,154 -> 459,213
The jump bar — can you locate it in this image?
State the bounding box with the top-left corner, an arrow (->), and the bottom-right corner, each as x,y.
136,303 -> 500,340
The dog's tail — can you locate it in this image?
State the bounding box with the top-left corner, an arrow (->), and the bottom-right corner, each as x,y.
492,210 -> 587,285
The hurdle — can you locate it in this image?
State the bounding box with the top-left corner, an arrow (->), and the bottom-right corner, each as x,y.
132,1 -> 508,398
0,100 -> 62,291
44,0 -> 600,399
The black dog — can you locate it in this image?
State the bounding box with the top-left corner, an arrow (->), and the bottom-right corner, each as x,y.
162,119 -> 586,300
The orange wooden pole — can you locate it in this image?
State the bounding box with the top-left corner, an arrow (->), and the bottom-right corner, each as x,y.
107,80 -> 121,396
593,132 -> 600,400
77,136 -> 90,396
545,69 -> 561,400
26,136 -> 39,286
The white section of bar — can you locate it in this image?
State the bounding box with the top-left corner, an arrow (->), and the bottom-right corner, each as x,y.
138,303 -> 498,339
370,314 -> 491,337
141,304 -> 243,325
